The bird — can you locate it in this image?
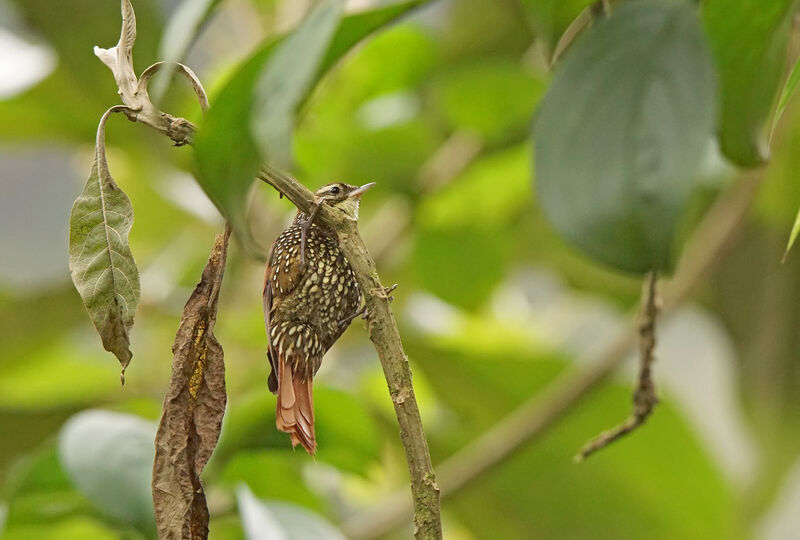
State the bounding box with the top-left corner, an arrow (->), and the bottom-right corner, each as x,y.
263,181 -> 375,454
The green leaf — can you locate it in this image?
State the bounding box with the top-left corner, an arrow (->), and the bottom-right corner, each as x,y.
1,516 -> 119,540
772,54 -> 800,139
68,107 -> 140,374
412,228 -> 511,309
152,0 -> 223,101
534,0 -> 715,274
220,451 -> 323,511
3,443 -> 91,528
784,206 -> 800,261
702,0 -> 798,167
252,0 -> 345,169
193,0 -> 431,252
418,144 -> 531,230
58,410 -> 156,533
430,60 -> 544,143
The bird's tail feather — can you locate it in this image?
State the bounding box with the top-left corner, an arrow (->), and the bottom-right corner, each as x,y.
276,356 -> 316,455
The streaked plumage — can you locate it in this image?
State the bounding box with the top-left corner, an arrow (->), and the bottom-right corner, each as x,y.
263,182 -> 373,454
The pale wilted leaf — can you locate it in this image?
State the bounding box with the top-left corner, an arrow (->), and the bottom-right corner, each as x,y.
94,0 -> 138,99
58,410 -> 156,533
236,484 -> 346,540
153,226 -> 230,540
68,105 -> 140,375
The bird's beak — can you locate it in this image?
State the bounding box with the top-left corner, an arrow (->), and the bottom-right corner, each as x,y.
348,182 -> 376,199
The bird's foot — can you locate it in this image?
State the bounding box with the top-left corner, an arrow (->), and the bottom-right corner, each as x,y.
383,283 -> 398,303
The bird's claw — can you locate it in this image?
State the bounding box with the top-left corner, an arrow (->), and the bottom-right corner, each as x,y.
384,283 -> 397,303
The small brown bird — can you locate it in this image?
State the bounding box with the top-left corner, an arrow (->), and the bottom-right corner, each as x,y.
263,182 -> 374,454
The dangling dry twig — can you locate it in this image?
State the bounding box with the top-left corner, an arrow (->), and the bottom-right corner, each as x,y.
574,270 -> 660,462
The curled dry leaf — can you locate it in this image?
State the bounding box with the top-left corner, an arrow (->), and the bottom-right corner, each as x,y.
138,61 -> 210,113
152,225 -> 231,540
68,105 -> 140,378
94,0 -> 138,100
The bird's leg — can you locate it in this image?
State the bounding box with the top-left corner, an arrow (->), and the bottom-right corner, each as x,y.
339,284 -> 398,327
300,201 -> 323,268
338,305 -> 367,327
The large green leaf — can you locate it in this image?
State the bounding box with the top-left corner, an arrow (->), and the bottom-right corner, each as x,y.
702,0 -> 798,167
251,0 -> 345,169
58,410 -> 156,534
193,0 -> 431,252
68,107 -> 140,374
534,0 -> 715,274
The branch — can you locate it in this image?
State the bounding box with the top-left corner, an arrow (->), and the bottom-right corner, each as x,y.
94,4 -> 441,534
574,270 -> 659,461
340,170 -> 763,539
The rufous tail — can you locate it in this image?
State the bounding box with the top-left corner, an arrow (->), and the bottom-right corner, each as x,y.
275,356 -> 316,454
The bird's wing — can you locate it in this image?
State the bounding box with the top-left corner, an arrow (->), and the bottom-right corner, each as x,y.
263,227 -> 304,392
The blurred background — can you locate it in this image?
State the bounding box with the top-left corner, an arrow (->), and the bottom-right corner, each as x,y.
2,0 -> 800,538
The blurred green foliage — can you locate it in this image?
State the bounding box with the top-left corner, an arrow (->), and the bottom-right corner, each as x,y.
3,0 -> 800,539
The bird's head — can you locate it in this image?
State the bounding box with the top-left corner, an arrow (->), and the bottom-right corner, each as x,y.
312,182 -> 375,220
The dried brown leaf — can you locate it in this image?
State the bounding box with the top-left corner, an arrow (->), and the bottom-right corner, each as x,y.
152,225 -> 231,540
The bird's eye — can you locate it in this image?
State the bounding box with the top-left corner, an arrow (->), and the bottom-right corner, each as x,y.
330,186 -> 341,195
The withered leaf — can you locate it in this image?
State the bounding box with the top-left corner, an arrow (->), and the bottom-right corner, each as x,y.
94,0 -> 138,98
153,225 -> 230,540
69,105 -> 140,376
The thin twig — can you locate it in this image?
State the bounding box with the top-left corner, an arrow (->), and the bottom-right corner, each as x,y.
340,170 -> 763,540
574,271 -> 659,462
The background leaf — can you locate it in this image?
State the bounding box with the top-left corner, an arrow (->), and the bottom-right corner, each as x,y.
57,410 -> 156,533
772,55 -> 800,138
236,484 -> 346,540
151,0 -> 222,101
534,0 -> 715,273
702,0 -> 798,166
68,107 -> 140,372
